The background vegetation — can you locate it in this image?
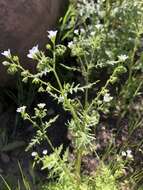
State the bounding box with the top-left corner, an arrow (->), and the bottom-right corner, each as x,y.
0,0 -> 143,189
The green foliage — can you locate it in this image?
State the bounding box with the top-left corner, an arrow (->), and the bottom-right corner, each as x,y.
1,0 -> 143,189
91,164 -> 118,190
41,161 -> 124,190
0,162 -> 32,190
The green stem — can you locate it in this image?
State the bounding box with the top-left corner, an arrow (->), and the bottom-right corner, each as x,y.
53,70 -> 63,91
75,151 -> 84,183
84,55 -> 89,108
45,136 -> 55,152
85,75 -> 89,107
52,43 -> 63,91
87,76 -> 111,112
65,98 -> 83,179
45,136 -> 77,185
52,50 -> 83,179
76,149 -> 82,180
128,34 -> 139,83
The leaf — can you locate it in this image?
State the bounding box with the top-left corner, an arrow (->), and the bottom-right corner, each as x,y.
60,63 -> 80,72
2,141 -> 25,152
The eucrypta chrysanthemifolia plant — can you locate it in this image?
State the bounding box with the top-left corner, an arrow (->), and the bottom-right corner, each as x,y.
1,32 -> 127,189
2,0 -> 143,188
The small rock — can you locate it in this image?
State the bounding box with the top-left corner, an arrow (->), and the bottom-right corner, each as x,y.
0,0 -> 68,87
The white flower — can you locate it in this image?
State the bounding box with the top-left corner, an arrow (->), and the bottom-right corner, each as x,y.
31,152 -> 37,157
74,29 -> 79,35
1,49 -> 11,58
68,41 -> 74,48
121,150 -> 133,159
118,55 -> 128,62
27,45 -> 39,59
58,95 -> 64,103
47,30 -> 57,39
103,93 -> 113,102
121,151 -> 126,157
37,103 -> 46,109
80,28 -> 85,34
42,149 -> 48,155
95,24 -> 102,30
16,106 -> 26,113
91,31 -> 95,36
126,150 -> 133,159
